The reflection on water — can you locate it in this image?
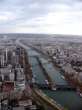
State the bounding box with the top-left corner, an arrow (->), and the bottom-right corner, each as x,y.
43,90 -> 82,110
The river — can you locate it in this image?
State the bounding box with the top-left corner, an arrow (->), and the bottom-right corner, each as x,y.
27,47 -> 82,110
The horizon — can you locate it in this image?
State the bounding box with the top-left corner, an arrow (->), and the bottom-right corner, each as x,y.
0,33 -> 82,36
0,33 -> 82,40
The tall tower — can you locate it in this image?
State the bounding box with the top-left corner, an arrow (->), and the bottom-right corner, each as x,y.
1,54 -> 4,67
5,48 -> 8,64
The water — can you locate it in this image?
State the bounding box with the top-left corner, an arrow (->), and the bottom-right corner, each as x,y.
28,56 -> 39,66
27,50 -> 46,85
27,47 -> 82,110
43,90 -> 82,110
39,57 -> 68,85
28,49 -> 40,56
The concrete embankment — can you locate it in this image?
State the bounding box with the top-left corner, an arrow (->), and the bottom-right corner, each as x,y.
32,88 -> 64,110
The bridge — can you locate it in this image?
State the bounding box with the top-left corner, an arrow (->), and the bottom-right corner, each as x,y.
56,85 -> 76,91
32,83 -> 76,91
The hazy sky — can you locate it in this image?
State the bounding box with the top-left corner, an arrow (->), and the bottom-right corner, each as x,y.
0,0 -> 82,35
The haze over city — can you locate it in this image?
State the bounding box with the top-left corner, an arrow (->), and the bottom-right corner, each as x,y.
0,0 -> 82,35
0,0 -> 82,110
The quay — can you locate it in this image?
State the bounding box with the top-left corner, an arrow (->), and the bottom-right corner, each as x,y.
32,88 -> 64,110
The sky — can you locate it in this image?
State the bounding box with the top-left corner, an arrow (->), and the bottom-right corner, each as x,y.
0,0 -> 82,35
